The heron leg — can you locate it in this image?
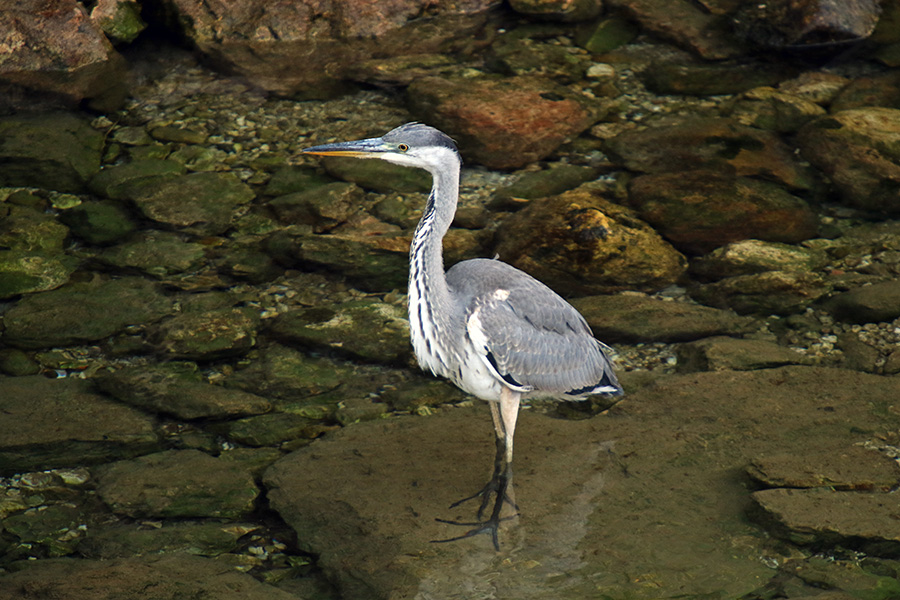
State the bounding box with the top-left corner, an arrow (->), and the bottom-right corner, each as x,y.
489,387 -> 521,464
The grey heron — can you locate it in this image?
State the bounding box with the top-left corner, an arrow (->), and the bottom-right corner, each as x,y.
302,123 -> 623,465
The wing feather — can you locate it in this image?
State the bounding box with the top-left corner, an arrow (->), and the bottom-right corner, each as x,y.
450,259 -> 621,398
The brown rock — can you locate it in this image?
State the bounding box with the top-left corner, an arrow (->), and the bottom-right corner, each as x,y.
159,0 -> 500,97
824,280 -> 900,324
407,75 -> 601,169
0,555 -> 302,600
0,376 -> 159,476
629,170 -> 820,254
605,117 -> 815,191
733,0 -> 881,49
798,108 -> 900,214
0,0 -> 128,111
494,186 -> 687,295
605,0 -> 744,59
508,0 -> 602,22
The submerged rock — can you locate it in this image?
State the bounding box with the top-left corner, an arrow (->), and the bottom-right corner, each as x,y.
823,280 -> 900,324
78,521 -> 259,559
150,305 -> 260,360
263,366 -> 900,599
2,277 -> 174,349
605,116 -> 815,190
494,186 -> 687,295
798,108 -> 900,214
269,299 -> 411,365
97,230 -> 207,277
96,362 -> 272,420
0,113 -> 105,192
129,172 -> 254,236
570,294 -> 757,343
689,270 -> 829,316
691,239 -> 828,281
0,376 -> 159,476
629,170 -> 819,254
675,336 -> 809,372
0,554 -> 302,600
94,449 -> 259,519
407,74 -> 601,169
751,488 -> 900,557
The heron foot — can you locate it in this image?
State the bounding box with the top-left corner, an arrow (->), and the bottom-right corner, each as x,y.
432,456 -> 517,551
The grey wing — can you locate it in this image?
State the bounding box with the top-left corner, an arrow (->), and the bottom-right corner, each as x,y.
450,260 -> 622,398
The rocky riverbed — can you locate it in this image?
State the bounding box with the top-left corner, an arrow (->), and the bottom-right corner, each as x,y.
2,1 -> 900,599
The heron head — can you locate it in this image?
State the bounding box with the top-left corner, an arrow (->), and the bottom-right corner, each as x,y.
302,122 -> 460,174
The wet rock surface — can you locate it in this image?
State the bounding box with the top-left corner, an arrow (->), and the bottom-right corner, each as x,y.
3,1 -> 900,598
264,366 -> 900,599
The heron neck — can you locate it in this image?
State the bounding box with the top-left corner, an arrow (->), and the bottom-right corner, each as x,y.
409,161 -> 459,312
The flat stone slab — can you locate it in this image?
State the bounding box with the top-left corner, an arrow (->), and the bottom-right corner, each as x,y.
748,444 -> 900,490
264,366 -> 900,600
751,488 -> 900,556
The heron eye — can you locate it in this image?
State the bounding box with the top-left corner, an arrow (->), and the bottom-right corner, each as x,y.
398,144 -> 409,152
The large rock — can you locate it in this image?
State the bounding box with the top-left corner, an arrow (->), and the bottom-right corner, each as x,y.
629,170 -> 820,254
0,376 -> 159,476
407,75 -> 602,169
798,108 -> 900,214
604,0 -> 743,59
823,280 -> 900,324
494,186 -> 687,295
2,277 -> 174,349
569,294 -> 757,343
605,116 -> 815,191
0,0 -> 128,111
689,270 -> 829,316
0,112 -> 105,193
158,0 -> 500,97
263,366 -> 900,599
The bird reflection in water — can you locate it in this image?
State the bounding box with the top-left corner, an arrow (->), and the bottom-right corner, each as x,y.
302,123 -> 623,549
